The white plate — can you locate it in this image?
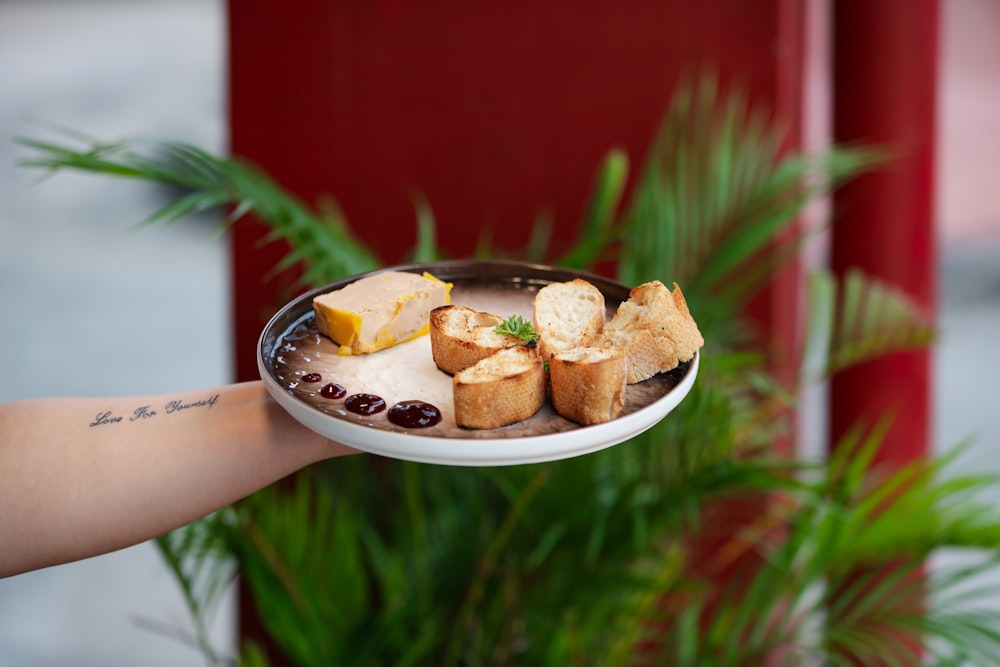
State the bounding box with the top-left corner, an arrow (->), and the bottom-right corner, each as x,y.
258,260 -> 699,466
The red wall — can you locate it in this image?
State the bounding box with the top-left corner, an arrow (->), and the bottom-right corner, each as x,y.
227,5 -> 940,663
830,0 -> 939,468
227,3 -> 807,661
227,0 -> 806,383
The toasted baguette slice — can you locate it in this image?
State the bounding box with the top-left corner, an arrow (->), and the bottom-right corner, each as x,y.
533,279 -> 605,360
429,305 -> 524,375
597,280 -> 704,383
597,327 -> 677,384
312,271 -> 451,355
453,346 -> 547,429
549,347 -> 627,425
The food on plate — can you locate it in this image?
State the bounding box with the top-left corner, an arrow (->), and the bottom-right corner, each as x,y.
303,270 -> 700,433
312,271 -> 451,355
596,280 -> 704,384
388,400 -> 443,428
429,305 -> 525,375
549,347 -> 628,425
446,277 -> 700,429
533,278 -> 605,360
453,346 -> 547,429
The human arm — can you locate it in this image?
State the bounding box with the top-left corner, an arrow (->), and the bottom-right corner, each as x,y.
0,380 -> 357,578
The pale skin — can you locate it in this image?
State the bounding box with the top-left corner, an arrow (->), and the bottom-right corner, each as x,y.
0,381 -> 357,578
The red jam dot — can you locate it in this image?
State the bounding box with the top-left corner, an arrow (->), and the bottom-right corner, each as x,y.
388,401 -> 442,428
302,372 -> 323,383
344,393 -> 386,416
320,383 -> 347,400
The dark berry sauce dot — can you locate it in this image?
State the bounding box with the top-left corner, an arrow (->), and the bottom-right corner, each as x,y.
388,401 -> 442,428
345,393 -> 387,416
301,372 -> 323,383
319,382 -> 347,400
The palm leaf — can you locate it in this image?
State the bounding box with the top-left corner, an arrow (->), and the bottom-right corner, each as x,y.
238,642 -> 273,667
804,268 -> 937,380
821,450 -> 1000,664
525,208 -> 554,264
617,75 -> 883,314
18,135 -> 381,286
231,469 -> 378,666
557,148 -> 629,269
22,74 -> 999,667
151,512 -> 238,666
406,190 -> 445,263
638,418 -> 1000,666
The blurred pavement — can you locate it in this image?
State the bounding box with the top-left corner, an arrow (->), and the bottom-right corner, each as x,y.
0,2 -> 233,665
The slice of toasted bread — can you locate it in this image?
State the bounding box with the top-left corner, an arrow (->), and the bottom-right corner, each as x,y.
429,305 -> 524,375
453,346 -> 547,429
597,280 -> 704,383
533,278 -> 605,360
549,347 -> 627,425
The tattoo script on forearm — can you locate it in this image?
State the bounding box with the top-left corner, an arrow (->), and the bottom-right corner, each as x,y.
88,394 -> 221,427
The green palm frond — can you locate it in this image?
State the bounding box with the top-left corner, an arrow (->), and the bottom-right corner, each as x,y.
556,148 -> 629,269
817,436 -> 1000,664
823,554 -> 1000,667
641,442 -> 1000,666
525,208 -> 554,264
231,470 -> 375,666
21,72 -> 997,667
17,135 -> 381,286
151,512 -> 237,666
803,267 -> 936,380
618,76 -> 884,310
238,642 -> 272,667
406,189 -> 447,264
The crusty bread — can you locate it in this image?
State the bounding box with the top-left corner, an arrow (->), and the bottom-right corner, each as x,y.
429,305 -> 523,375
596,280 -> 704,384
453,346 -> 547,429
549,347 -> 628,425
533,279 -> 605,360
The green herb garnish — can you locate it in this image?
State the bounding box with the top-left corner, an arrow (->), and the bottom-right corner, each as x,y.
495,315 -> 539,344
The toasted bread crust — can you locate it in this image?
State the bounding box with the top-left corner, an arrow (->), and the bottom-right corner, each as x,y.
533,279 -> 605,360
429,305 -> 523,375
453,347 -> 547,429
664,282 -> 704,362
549,347 -> 628,425
597,280 -> 704,383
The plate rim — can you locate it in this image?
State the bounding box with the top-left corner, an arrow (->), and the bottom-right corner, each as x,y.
257,259 -> 699,466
